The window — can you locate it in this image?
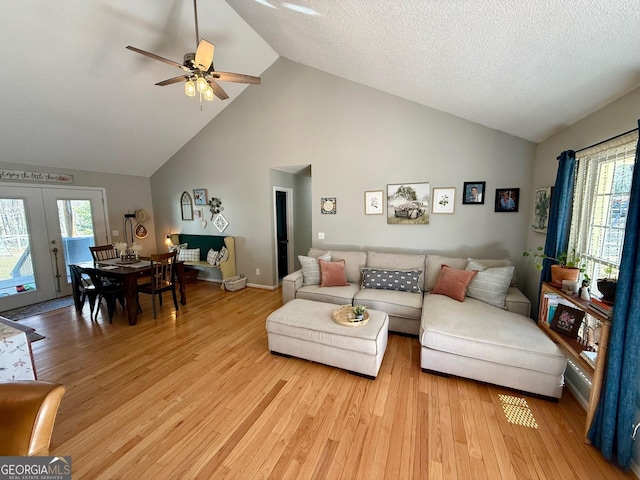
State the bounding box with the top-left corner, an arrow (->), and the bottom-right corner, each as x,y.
570,131 -> 637,287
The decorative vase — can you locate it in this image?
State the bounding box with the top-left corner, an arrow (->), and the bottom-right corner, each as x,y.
550,264 -> 580,285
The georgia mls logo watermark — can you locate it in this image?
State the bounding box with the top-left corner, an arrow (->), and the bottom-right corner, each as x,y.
0,456 -> 71,480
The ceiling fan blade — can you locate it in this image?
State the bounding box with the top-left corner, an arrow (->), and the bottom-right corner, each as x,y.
126,45 -> 191,72
207,79 -> 229,100
156,76 -> 189,87
195,39 -> 215,71
212,71 -> 261,85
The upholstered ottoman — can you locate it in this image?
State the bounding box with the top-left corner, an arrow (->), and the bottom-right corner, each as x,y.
266,299 -> 389,379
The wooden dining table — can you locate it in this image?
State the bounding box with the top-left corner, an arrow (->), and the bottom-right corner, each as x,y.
71,258 -> 187,325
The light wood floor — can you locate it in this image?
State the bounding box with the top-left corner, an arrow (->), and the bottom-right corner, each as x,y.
19,282 -> 636,479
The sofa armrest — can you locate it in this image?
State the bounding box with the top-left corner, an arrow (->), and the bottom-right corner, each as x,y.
282,270 -> 303,303
506,287 -> 531,317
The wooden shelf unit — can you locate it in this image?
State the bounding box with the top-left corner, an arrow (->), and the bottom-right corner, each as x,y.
538,282 -> 611,442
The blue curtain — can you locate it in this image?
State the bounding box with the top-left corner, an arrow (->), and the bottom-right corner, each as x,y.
540,150 -> 576,283
588,121 -> 640,469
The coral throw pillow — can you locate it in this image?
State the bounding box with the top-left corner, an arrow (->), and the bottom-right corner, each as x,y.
431,265 -> 477,302
319,259 -> 349,287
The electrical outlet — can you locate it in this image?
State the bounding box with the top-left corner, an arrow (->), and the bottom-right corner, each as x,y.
255,268 -> 261,275
111,230 -> 119,237
318,232 -> 325,240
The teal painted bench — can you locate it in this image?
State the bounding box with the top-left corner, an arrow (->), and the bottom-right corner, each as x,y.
170,234 -> 237,289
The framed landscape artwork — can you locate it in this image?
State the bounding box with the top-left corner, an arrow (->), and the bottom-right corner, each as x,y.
432,187 -> 455,214
386,182 -> 430,225
494,188 -> 520,212
532,186 -> 553,233
462,181 -> 485,205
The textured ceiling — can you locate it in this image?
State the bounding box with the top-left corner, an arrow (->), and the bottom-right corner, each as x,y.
226,0 -> 640,142
1,1 -> 639,177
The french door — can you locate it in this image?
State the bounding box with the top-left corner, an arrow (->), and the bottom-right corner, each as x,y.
0,184 -> 108,310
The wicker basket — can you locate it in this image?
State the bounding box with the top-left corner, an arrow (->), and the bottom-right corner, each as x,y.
223,274 -> 246,291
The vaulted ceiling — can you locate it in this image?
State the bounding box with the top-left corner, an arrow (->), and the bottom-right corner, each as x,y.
1,1 -> 639,177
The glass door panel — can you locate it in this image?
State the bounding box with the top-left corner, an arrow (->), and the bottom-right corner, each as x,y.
0,199 -> 37,295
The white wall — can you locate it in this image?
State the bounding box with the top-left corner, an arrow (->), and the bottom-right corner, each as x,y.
0,161 -> 156,251
151,58 -> 536,287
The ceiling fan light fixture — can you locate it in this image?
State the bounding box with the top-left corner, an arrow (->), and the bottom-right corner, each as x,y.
204,84 -> 214,101
184,78 -> 196,97
196,76 -> 208,93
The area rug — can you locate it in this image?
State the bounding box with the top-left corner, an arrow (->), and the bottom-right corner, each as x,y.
0,316 -> 45,343
0,295 -> 74,321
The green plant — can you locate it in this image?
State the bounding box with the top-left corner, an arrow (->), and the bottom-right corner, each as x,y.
602,264 -> 618,280
523,246 -> 587,274
353,304 -> 367,316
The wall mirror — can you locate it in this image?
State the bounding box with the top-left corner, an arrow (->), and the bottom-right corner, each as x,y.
181,191 -> 193,220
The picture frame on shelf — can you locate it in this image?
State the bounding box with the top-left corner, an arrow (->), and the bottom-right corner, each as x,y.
532,186 -> 553,233
432,187 -> 455,214
462,181 -> 485,205
550,304 -> 585,339
494,188 -> 520,212
386,182 -> 430,225
364,190 -> 384,215
193,188 -> 208,205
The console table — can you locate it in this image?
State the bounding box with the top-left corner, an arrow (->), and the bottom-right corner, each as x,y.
538,282 -> 611,442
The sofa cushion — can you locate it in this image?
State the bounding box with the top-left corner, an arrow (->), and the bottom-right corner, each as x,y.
309,249 -> 367,284
299,252 -> 331,285
296,284 -> 361,305
425,255 -> 517,291
465,259 -> 514,309
207,248 -> 219,266
361,268 -> 422,293
319,259 -> 349,287
420,294 -> 566,376
354,288 -> 422,319
431,265 -> 477,302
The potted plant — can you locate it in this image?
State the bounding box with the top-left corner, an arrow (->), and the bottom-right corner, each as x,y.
523,246 -> 587,285
353,304 -> 367,321
597,265 -> 618,303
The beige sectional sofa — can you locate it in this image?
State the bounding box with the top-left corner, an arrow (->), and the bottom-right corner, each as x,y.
281,248 -> 567,399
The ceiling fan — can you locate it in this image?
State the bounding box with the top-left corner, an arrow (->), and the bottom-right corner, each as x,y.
126,0 -> 261,104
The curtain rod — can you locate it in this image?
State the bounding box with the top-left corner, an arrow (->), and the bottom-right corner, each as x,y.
575,127 -> 639,154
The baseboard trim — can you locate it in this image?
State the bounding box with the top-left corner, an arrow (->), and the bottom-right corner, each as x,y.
246,282 -> 278,290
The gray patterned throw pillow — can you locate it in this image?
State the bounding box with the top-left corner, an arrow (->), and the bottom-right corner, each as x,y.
361,268 -> 422,293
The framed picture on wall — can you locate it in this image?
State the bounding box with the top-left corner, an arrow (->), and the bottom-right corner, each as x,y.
432,187 -> 455,214
364,190 -> 384,215
193,188 -> 208,205
462,181 -> 486,204
494,188 -> 520,212
532,186 -> 553,233
386,182 -> 430,224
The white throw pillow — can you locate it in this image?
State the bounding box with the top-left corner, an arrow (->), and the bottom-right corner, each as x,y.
207,248 -> 219,266
169,242 -> 188,253
217,246 -> 229,265
178,248 -> 200,263
465,259 -> 514,309
298,252 -> 331,285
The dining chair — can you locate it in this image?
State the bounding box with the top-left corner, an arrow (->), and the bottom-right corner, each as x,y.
69,264 -> 98,315
89,244 -> 118,262
0,381 -> 66,456
83,269 -> 126,323
137,251 -> 179,319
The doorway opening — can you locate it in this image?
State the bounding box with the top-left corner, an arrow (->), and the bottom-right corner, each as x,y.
274,187 -> 294,281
